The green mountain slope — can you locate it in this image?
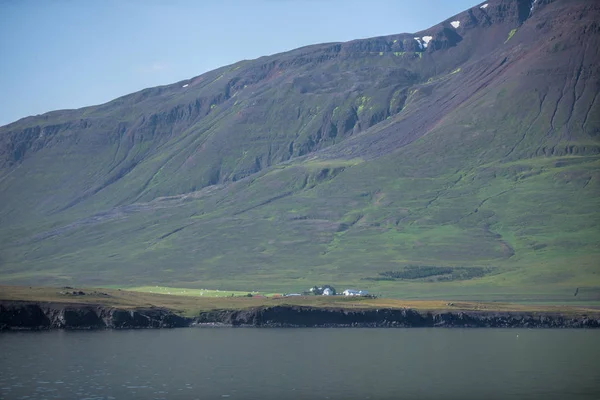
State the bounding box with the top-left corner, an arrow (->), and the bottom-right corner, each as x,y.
1,0 -> 599,301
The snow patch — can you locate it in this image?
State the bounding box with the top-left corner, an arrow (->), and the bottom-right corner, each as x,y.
530,0 -> 538,13
414,37 -> 424,50
422,36 -> 433,48
414,35 -> 433,49
182,84 -> 189,88
480,3 -> 488,9
450,21 -> 460,28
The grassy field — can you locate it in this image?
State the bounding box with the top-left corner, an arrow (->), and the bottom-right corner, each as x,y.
126,286 -> 265,297
1,286 -> 599,318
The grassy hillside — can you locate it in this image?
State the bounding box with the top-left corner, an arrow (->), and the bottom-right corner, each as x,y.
0,0 -> 598,302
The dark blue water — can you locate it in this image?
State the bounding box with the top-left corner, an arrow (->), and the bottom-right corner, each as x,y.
1,328 -> 599,400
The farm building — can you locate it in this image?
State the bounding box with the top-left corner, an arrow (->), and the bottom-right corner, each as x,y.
309,285 -> 337,295
343,289 -> 368,296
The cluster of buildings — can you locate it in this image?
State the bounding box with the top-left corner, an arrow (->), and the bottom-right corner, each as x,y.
341,289 -> 369,297
283,286 -> 369,297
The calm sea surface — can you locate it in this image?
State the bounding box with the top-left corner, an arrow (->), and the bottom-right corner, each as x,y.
1,328 -> 599,400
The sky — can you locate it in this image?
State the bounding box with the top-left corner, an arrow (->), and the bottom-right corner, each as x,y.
0,0 -> 480,126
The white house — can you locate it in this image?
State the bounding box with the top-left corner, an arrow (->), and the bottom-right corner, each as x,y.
322,288 -> 334,296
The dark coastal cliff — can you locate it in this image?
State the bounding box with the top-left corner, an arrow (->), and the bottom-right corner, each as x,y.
2,302 -> 599,331
0,301 -> 191,330
195,305 -> 600,329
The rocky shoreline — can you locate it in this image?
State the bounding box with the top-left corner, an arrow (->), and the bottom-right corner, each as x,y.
0,301 -> 191,330
2,302 -> 599,330
195,305 -> 600,329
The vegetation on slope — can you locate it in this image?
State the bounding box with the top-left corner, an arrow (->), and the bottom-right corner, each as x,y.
0,0 -> 598,302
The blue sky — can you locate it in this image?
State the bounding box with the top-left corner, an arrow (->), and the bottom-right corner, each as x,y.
0,0 -> 480,126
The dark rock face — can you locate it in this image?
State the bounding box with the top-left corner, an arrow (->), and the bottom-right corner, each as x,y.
2,302 -> 599,330
0,302 -> 191,330
0,303 -> 52,329
108,309 -> 190,329
195,306 -> 600,329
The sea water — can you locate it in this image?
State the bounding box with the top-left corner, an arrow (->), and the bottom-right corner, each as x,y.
1,328 -> 598,400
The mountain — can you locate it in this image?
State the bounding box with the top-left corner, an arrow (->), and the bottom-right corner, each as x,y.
1,0 -> 599,301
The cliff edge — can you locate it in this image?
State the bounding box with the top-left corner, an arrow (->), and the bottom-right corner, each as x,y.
2,301 -> 599,330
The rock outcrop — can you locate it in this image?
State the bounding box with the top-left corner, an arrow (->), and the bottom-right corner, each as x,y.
0,301 -> 191,330
2,302 -> 598,330
196,305 -> 600,329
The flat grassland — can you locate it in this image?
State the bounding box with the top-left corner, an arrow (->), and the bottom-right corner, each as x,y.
125,286 -> 265,297
1,285 -> 598,318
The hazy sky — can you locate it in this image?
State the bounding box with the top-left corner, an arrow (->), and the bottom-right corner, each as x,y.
0,0 -> 480,126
